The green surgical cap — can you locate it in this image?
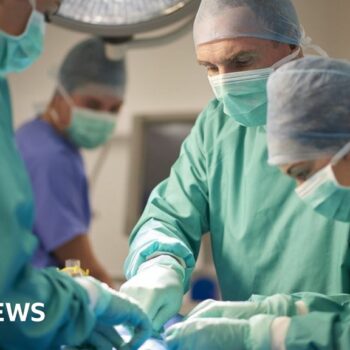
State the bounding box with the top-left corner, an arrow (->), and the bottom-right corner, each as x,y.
59,37 -> 126,98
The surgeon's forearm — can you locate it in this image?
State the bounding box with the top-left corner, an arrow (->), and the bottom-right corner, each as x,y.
267,293 -> 350,350
0,0 -> 32,36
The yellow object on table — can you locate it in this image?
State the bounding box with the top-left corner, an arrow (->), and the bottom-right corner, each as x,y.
60,259 -> 89,277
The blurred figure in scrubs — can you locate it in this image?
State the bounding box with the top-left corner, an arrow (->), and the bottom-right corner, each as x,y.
117,0 -> 350,348
16,37 -> 126,288
0,1 -> 151,349
167,57 -> 350,350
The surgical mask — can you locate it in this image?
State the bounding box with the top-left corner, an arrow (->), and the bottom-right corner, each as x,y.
0,0 -> 45,75
295,142 -> 350,222
208,49 -> 300,126
67,108 -> 116,149
55,84 -> 117,149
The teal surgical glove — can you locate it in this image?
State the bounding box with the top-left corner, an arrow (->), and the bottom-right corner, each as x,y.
165,314 -> 276,350
76,276 -> 152,350
187,294 -> 298,321
79,323 -> 125,349
120,255 -> 185,332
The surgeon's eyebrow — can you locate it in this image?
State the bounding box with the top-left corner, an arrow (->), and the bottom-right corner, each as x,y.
197,50 -> 259,67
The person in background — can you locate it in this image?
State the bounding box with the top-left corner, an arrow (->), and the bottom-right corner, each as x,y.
0,0 -> 151,349
119,0 -> 350,348
164,55 -> 350,350
16,37 -> 126,288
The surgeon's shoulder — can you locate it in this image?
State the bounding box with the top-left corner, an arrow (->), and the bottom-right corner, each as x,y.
31,142 -> 81,182
16,119 -> 56,154
46,147 -> 82,178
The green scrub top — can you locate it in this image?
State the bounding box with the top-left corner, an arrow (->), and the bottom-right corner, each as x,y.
0,77 -> 95,348
125,99 -> 350,301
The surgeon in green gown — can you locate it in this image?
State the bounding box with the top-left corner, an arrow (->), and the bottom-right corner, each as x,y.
120,0 -> 350,339
164,57 -> 350,350
0,0 -> 151,349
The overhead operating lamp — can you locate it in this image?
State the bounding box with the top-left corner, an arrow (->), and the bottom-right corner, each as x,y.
49,0 -> 200,46
48,0 -> 202,201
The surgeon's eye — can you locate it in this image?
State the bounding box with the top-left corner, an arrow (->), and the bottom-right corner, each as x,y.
110,103 -> 122,113
288,167 -> 313,182
233,54 -> 255,68
205,64 -> 219,75
84,99 -> 102,110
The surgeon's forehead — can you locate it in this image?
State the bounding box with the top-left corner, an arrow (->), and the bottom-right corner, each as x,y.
196,37 -> 273,64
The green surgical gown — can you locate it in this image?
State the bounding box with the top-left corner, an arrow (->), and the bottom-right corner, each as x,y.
0,77 -> 95,348
125,99 -> 350,300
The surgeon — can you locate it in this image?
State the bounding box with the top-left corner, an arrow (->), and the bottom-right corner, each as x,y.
166,58 -> 350,350
176,56 -> 350,350
0,0 -> 151,349
257,55 -> 350,350
267,56 -> 350,223
16,37 -> 125,289
166,59 -> 350,350
120,0 -> 350,340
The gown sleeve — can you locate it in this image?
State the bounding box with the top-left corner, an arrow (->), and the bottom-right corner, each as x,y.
124,102 -> 218,290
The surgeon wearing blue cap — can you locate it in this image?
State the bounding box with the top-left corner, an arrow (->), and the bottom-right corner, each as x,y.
16,37 -> 126,288
0,2 -> 151,348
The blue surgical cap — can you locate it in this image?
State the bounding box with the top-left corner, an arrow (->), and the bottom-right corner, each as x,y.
59,37 -> 126,98
267,56 -> 350,165
193,0 -> 301,47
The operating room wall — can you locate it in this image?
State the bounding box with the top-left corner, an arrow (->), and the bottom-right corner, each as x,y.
8,0 -> 350,279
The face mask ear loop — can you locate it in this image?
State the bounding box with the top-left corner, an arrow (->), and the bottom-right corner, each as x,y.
28,0 -> 36,9
56,81 -> 75,109
299,26 -> 329,57
48,107 -> 65,130
331,142 -> 350,165
272,47 -> 301,70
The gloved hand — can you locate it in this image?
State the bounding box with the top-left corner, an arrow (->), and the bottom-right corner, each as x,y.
78,323 -> 125,349
165,314 -> 276,350
186,294 -> 298,321
120,255 -> 185,332
76,276 -> 152,350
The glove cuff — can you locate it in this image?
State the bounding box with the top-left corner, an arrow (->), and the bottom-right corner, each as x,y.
248,314 -> 276,350
262,294 -> 298,316
299,293 -> 345,314
139,255 -> 186,284
76,276 -> 112,317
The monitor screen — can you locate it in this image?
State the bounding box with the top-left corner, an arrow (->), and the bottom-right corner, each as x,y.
126,113 -> 197,234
